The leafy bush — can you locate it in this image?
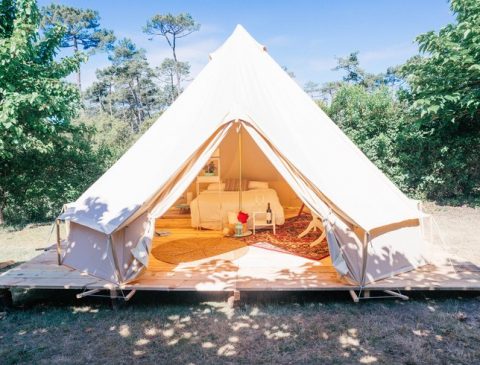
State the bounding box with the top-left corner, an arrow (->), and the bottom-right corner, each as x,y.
326,84 -> 409,192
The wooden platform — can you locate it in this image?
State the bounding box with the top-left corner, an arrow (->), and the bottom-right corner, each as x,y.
1,223 -> 480,295
1,246 -> 480,293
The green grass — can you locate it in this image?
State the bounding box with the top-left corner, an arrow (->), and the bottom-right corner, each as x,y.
1,291 -> 480,364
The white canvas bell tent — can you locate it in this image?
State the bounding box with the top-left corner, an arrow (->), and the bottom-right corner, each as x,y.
59,25 -> 428,286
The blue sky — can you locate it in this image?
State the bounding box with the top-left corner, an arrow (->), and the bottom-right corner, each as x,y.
38,0 -> 454,89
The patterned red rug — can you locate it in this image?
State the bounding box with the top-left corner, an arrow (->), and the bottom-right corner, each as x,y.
239,214 -> 330,261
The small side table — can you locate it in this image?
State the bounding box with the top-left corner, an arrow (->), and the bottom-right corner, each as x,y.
253,211 -> 276,235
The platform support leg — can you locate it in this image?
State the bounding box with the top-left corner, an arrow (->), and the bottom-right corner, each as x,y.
0,289 -> 13,311
109,289 -> 119,310
363,290 -> 370,299
228,290 -> 240,308
349,290 -> 359,303
384,290 -> 409,301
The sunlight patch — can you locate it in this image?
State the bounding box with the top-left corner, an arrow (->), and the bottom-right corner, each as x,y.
217,344 -> 236,356
119,324 -> 130,337
360,355 -> 378,364
202,342 -> 216,349
231,322 -> 250,331
339,334 -> 359,347
264,330 -> 290,340
163,328 -> 175,338
412,329 -> 430,337
135,338 -> 150,346
145,327 -> 158,336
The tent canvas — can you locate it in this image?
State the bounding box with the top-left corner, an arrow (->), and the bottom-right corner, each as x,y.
59,25 -> 428,286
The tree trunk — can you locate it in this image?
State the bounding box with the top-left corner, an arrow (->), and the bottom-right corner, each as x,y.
128,83 -> 142,132
73,36 -> 82,91
108,83 -> 113,116
172,37 -> 181,99
0,206 -> 4,225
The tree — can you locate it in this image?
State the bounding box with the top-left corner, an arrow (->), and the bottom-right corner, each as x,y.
0,0 -> 106,224
156,58 -> 190,105
333,51 -> 365,84
399,0 -> 480,199
144,13 -> 199,96
41,4 -> 115,91
304,81 -> 321,99
328,84 -> 407,188
85,38 -> 161,132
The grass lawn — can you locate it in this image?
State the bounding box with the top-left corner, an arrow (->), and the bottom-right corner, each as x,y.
0,203 -> 480,364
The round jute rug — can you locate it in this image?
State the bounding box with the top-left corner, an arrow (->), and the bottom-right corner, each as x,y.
151,237 -> 247,264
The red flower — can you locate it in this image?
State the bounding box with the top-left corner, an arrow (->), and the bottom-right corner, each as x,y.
237,211 -> 249,223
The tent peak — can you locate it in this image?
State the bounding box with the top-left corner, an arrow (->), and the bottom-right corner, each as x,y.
210,25 -> 266,60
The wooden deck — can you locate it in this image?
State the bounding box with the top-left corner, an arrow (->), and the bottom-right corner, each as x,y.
1,223 -> 480,295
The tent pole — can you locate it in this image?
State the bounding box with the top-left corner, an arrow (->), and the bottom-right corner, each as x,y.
55,219 -> 62,265
238,120 -> 243,211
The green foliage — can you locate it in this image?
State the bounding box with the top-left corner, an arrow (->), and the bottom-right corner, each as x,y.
144,13 -> 199,97
327,84 -> 408,190
398,0 -> 480,200
41,4 -> 115,52
0,0 -> 82,159
401,0 -> 480,124
143,13 -> 200,44
85,38 -> 161,132
0,0 -> 107,224
41,4 -> 115,90
156,58 -> 190,104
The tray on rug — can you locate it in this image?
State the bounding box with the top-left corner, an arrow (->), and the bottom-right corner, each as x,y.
239,214 -> 330,261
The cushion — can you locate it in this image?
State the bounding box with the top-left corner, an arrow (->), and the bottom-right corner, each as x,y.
224,178 -> 248,191
248,181 -> 269,190
207,183 -> 225,191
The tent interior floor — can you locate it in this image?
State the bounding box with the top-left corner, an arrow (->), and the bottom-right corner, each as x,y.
1,214 -> 480,300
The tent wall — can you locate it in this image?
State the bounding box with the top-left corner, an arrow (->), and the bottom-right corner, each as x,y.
62,222 -> 117,283
112,212 -> 152,282
364,225 -> 427,283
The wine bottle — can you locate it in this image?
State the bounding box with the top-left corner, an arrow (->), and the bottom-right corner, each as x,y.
266,202 -> 272,224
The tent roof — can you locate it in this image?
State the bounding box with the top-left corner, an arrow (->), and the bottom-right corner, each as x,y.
60,25 -> 419,234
